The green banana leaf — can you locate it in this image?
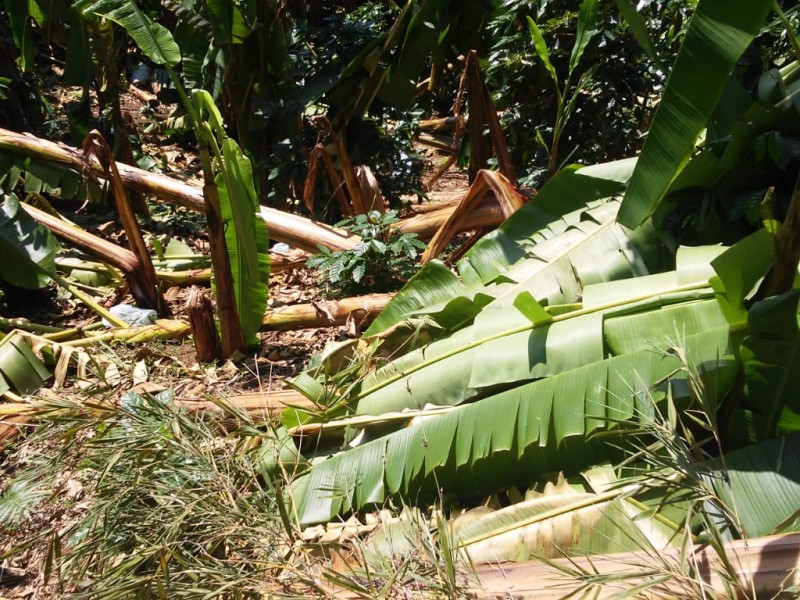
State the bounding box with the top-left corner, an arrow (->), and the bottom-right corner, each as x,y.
364,260 -> 466,336
289,227 -> 777,523
739,290 -> 800,440
618,0 -> 774,228
193,91 -> 270,347
203,0 -> 250,45
216,139 -> 270,347
0,332 -> 51,395
353,251 -> 726,417
5,0 -> 35,71
290,326 -> 737,525
709,229 -> 774,326
714,432 -> 800,536
0,192 -> 59,289
614,0 -> 662,68
458,162 -> 636,286
76,0 -> 182,67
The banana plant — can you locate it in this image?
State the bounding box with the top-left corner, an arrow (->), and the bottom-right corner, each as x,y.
287,219 -> 777,524
365,157 -> 647,338
286,0 -> 800,528
618,0 -> 775,228
77,0 -> 270,357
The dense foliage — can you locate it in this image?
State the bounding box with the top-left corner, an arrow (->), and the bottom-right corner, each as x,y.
4,0 -> 800,596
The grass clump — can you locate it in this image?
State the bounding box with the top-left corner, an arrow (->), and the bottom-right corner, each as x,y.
1,392 -> 297,598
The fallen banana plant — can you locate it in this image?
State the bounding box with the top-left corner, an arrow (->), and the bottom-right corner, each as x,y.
57,320 -> 191,347
420,169 -> 527,263
0,127 -> 361,253
262,293 -> 394,331
462,50 -> 517,186
20,201 -> 161,308
371,159 -> 643,338
303,117 -> 386,218
285,214 -> 777,524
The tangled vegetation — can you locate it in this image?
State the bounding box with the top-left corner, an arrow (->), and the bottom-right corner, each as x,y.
3,0 -> 800,598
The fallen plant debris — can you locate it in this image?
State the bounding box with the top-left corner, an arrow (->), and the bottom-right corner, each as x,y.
4,0 -> 800,598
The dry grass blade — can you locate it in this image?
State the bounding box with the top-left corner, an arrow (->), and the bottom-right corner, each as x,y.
0,393 -> 304,598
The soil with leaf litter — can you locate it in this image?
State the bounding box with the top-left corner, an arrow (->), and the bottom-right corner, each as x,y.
1,81 -> 473,598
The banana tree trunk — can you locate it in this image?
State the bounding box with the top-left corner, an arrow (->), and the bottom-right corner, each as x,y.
0,128 -> 361,253
262,293 -> 394,331
177,389 -> 319,419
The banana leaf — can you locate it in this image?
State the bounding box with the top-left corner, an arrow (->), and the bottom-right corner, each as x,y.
0,192 -> 59,289
713,432 -> 800,536
618,0 -> 774,228
363,159 -> 648,339
289,226 -> 777,523
291,326 -> 737,525
455,433 -> 800,563
458,162 -> 637,286
5,0 -> 35,71
364,197 -> 657,347
193,91 -> 270,347
739,290 -> 800,440
353,253 -> 726,417
76,0 -> 182,67
452,466 -> 681,563
709,228 -> 774,325
0,332 -> 51,395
